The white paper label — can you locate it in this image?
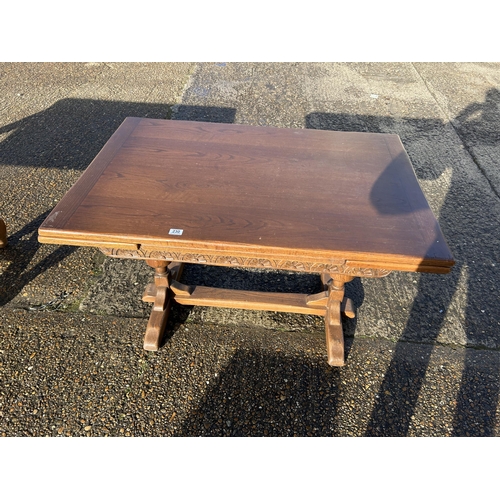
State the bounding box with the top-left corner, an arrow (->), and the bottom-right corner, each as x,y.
169,228 -> 183,235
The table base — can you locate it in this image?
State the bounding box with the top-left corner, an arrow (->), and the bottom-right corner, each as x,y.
141,259 -> 358,366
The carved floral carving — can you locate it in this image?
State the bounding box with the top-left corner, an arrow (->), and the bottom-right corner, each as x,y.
99,247 -> 391,277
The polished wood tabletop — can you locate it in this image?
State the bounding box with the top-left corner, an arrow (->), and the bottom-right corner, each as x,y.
38,118 -> 454,366
39,117 -> 453,273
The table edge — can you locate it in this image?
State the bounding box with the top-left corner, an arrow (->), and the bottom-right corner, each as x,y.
38,228 -> 455,274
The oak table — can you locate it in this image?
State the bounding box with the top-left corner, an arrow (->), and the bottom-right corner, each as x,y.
38,118 -> 454,366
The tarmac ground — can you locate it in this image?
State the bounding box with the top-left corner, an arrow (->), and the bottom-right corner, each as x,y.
1,62 -> 499,437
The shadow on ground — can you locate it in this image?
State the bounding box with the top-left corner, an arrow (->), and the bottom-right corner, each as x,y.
0,101 -> 238,311
175,345 -> 344,437
177,92 -> 500,436
0,211 -> 77,307
305,97 -> 500,436
0,99 -> 237,171
1,93 -> 499,436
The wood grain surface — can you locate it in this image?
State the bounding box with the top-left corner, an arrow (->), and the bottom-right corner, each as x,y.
39,118 -> 454,272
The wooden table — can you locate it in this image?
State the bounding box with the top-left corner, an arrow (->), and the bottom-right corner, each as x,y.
38,118 -> 454,366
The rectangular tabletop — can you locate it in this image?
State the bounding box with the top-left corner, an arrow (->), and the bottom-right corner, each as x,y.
39,117 -> 454,274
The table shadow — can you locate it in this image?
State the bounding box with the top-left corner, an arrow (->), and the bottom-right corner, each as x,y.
306,95 -> 500,436
175,343 -> 344,436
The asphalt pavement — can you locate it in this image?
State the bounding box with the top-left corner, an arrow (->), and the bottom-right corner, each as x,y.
0,62 -> 499,436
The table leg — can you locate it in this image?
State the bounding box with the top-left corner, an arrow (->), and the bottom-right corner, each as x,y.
324,274 -> 354,367
321,272 -> 355,318
143,260 -> 172,351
